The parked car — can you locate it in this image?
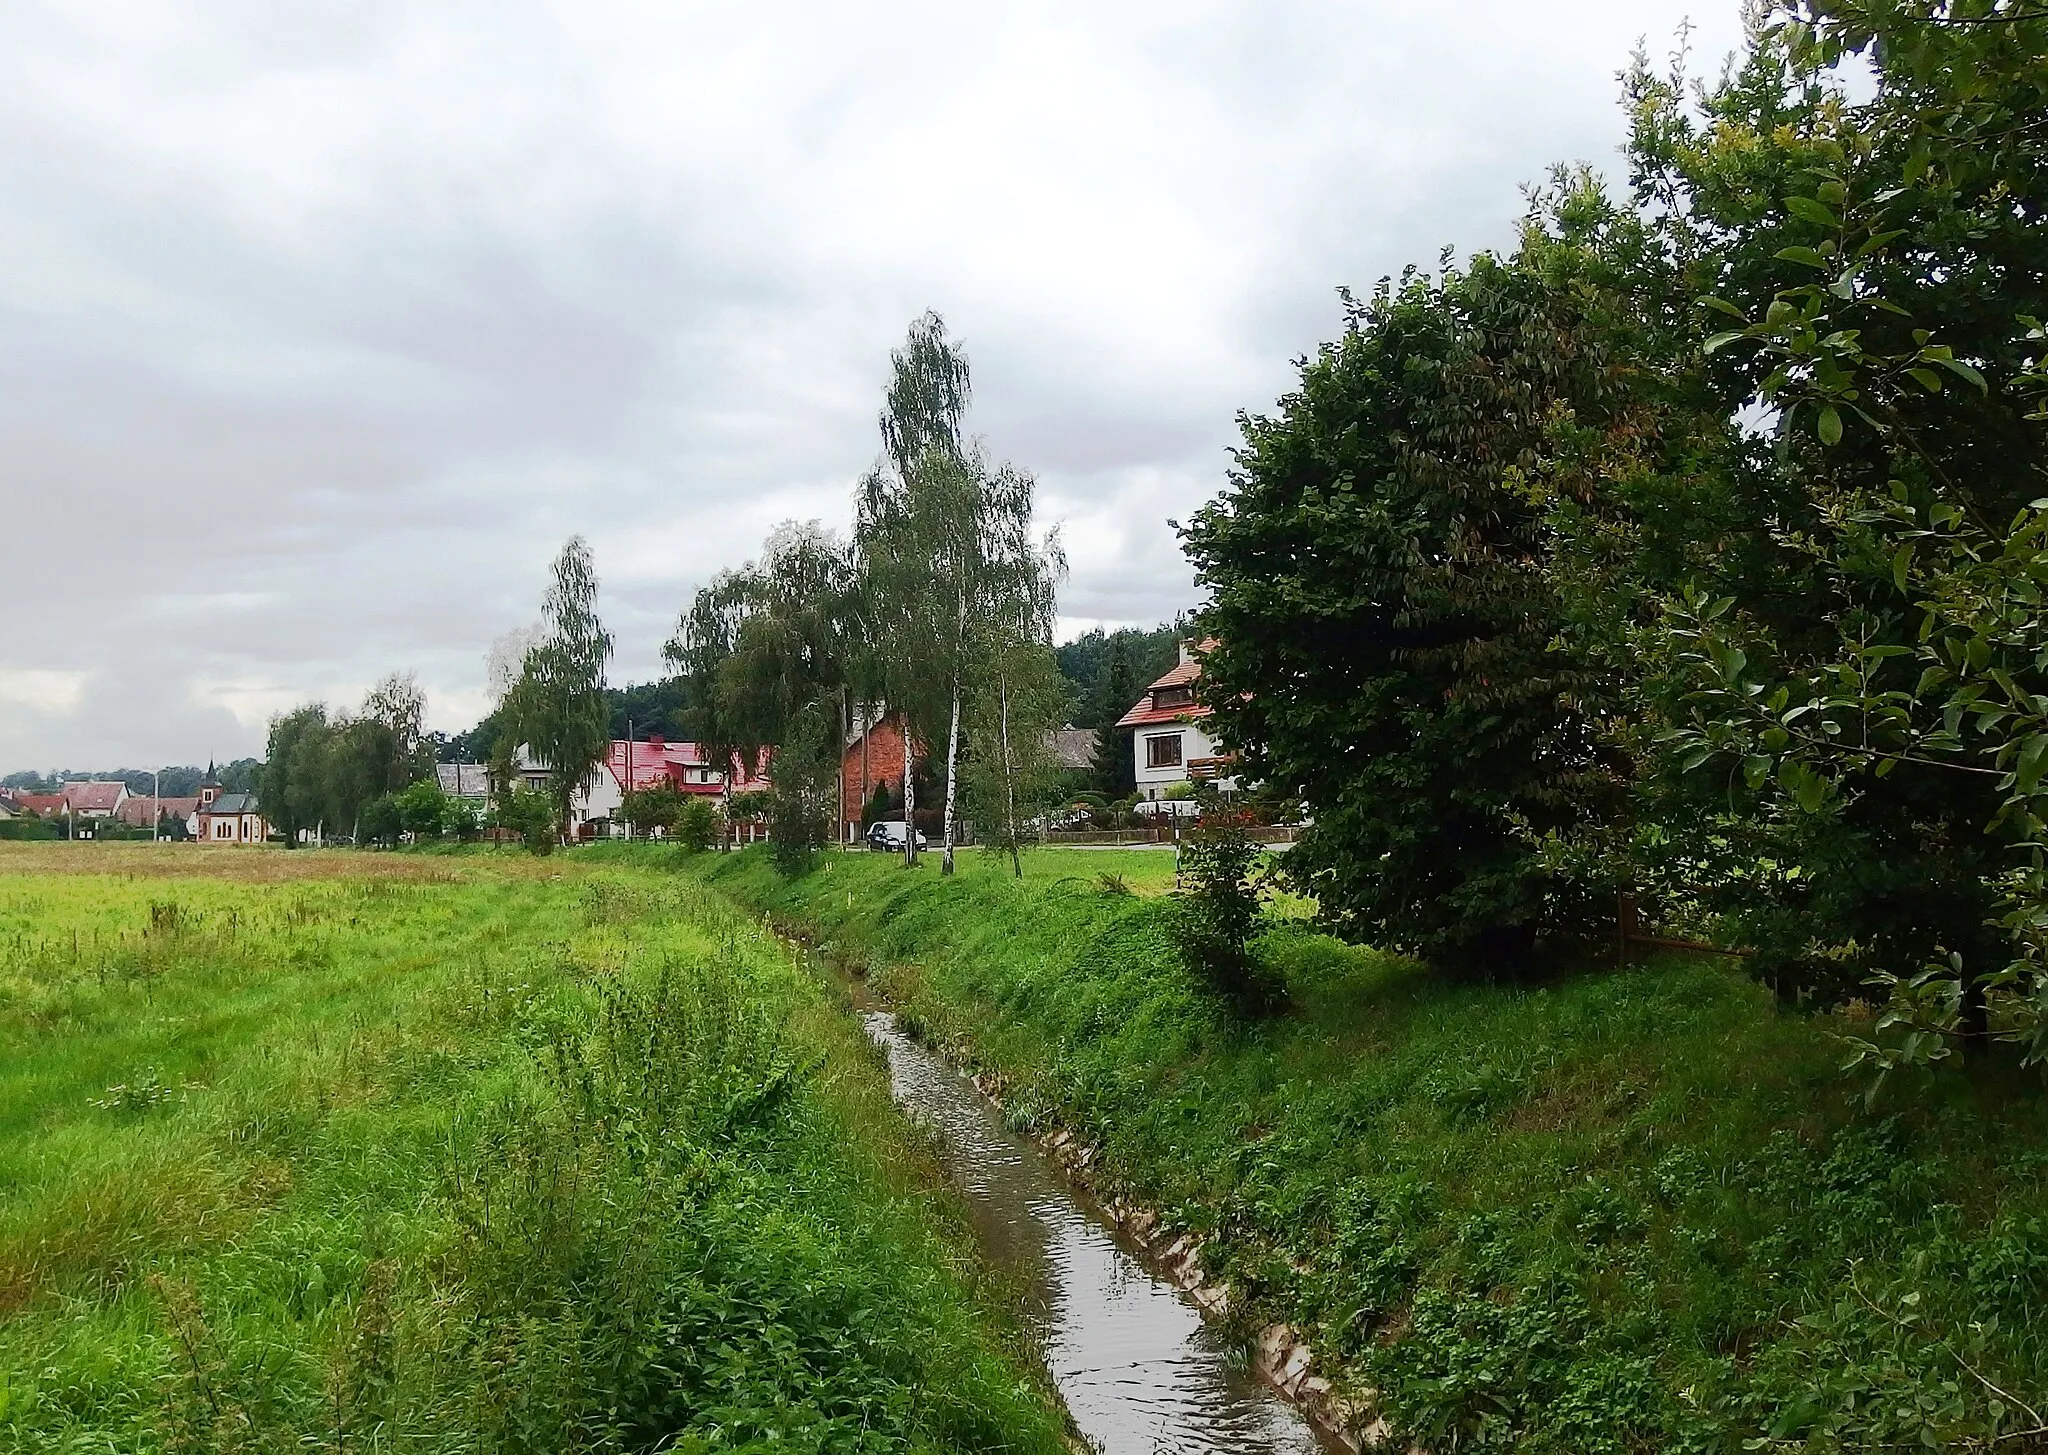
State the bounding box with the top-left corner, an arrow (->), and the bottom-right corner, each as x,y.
865,820 -> 929,852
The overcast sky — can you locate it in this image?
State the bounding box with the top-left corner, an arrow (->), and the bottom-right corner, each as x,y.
0,0 -> 1745,772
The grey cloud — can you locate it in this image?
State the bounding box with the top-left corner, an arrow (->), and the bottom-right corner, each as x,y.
0,0 -> 1744,769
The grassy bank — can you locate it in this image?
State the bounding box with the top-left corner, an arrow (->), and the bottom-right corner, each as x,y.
0,842 -> 1068,1453
691,843 -> 2048,1453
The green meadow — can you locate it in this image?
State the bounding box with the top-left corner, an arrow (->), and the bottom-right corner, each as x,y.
0,843 -> 1066,1453
695,843 -> 2048,1454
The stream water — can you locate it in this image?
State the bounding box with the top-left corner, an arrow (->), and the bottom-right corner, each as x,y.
862,1010 -> 1335,1455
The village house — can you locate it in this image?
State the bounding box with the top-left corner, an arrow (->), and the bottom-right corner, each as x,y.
517,739 -> 771,838
840,711 -> 917,842
114,794 -> 202,833
61,780 -> 129,819
1114,642 -> 1234,802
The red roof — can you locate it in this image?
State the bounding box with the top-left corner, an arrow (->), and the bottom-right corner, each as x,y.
116,796 -> 201,827
1113,649 -> 1213,730
604,740 -> 772,797
16,794 -> 67,816
62,781 -> 127,812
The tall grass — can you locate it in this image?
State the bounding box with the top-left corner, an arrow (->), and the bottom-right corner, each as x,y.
694,844 -> 2048,1454
0,846 -> 1066,1452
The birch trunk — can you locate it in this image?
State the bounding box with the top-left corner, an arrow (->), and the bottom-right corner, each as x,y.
999,667 -> 1020,878
942,676 -> 961,876
942,584 -> 966,876
901,727 -> 916,867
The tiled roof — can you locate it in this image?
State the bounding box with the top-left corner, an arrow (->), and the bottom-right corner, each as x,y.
16,794 -> 67,816
436,763 -> 492,799
1114,663 -> 1211,729
1049,728 -> 1095,769
62,781 -> 127,812
115,796 -> 201,827
202,793 -> 261,816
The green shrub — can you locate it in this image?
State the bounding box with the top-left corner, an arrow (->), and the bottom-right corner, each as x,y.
673,796 -> 716,854
1169,807 -> 1283,1013
497,786 -> 559,855
359,793 -> 402,849
394,779 -> 449,840
445,797 -> 482,841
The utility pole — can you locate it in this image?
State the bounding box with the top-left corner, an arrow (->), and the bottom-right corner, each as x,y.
152,768 -> 161,843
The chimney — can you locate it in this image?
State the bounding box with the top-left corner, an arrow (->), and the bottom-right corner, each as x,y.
1178,638 -> 1193,666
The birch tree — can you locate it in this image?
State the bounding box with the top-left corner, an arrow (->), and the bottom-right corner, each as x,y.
505,537 -> 614,839
855,314 -> 1066,875
854,312 -> 972,868
665,568 -> 755,849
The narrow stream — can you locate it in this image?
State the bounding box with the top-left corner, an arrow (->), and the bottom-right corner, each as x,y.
862,1010 -> 1335,1455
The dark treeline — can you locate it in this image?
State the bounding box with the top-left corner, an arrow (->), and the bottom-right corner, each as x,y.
3,762 -> 261,797
1188,0 -> 2048,1075
1055,624 -> 1183,730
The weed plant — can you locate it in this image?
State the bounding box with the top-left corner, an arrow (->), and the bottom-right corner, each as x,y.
694,844 -> 2048,1453
0,844 -> 1065,1452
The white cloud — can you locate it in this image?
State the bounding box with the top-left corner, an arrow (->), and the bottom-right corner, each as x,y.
0,669 -> 91,715
0,0 -> 1748,769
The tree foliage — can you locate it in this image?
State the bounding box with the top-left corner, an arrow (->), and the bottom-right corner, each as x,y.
505,537 -> 614,837
1186,1 -> 2048,1073
1183,247 -> 1635,969
855,313 -> 1065,874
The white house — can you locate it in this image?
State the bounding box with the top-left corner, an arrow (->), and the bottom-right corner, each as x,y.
1114,644 -> 1234,801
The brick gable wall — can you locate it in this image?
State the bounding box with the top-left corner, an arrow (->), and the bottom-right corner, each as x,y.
841,713 -> 914,828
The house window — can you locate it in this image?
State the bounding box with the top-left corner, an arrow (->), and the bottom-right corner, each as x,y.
1145,733 -> 1184,769
1154,685 -> 1195,709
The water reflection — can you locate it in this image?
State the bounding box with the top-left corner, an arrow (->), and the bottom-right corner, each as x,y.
863,1011 -> 1330,1455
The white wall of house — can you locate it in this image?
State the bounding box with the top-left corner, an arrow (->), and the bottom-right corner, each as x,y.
576,768 -> 623,832
1133,721 -> 1221,800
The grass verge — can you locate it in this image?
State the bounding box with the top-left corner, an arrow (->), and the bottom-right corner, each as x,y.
0,843 -> 1068,1453
687,842 -> 2048,1454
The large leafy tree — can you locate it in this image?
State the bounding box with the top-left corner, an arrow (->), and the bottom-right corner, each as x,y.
505,537 -> 614,837
1183,237 -> 1652,969
665,566 -> 758,846
1610,0 -> 2048,1056
715,522 -> 857,870
260,704 -> 331,845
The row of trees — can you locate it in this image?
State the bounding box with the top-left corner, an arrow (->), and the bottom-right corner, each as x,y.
669,314 -> 1068,874
262,675 -> 433,844
1186,0 -> 2048,1068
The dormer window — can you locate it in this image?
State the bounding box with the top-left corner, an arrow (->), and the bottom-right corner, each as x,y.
1153,685 -> 1195,710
